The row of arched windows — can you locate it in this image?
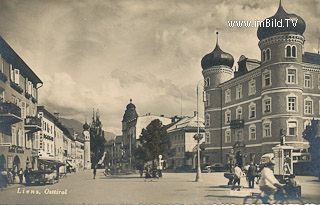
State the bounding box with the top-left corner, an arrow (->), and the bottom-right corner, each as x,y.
262,44 -> 298,62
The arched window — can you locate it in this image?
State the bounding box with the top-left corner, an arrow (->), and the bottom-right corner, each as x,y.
286,45 -> 291,57
266,48 -> 271,61
262,50 -> 266,62
292,46 -> 297,57
205,77 -> 210,87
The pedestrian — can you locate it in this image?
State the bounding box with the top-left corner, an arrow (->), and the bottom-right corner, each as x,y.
93,167 -> 97,179
232,164 -> 242,191
247,162 -> 257,188
24,168 -> 30,185
0,168 -> 8,189
18,168 -> 23,184
12,168 -> 16,184
7,169 -> 13,184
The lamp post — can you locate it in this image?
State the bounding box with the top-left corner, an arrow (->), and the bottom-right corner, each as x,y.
194,79 -> 205,182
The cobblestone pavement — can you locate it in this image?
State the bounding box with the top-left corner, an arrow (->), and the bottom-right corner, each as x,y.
0,169 -> 319,205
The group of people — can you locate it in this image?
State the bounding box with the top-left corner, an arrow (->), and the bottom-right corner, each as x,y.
0,167 -> 30,190
231,160 -> 285,203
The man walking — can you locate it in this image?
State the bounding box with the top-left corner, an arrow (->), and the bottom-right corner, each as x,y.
93,167 -> 97,179
18,168 -> 23,184
232,164 -> 242,191
247,162 -> 257,188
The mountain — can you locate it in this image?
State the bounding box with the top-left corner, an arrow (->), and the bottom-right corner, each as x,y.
59,118 -> 116,142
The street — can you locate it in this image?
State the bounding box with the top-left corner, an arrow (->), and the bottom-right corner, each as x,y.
0,170 -> 319,204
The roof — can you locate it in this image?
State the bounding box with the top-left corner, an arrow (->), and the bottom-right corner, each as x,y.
0,36 -> 42,85
303,52 -> 320,65
167,116 -> 204,132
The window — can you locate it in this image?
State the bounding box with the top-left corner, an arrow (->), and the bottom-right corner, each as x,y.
263,70 -> 271,87
225,89 -> 231,103
304,73 -> 312,88
285,45 -> 297,58
14,69 -> 20,85
205,132 -> 210,144
263,96 -> 271,114
0,54 -> 3,73
12,126 -> 17,145
236,130 -> 243,141
249,125 -> 256,140
287,94 -> 297,112
248,80 -> 256,96
318,74 -> 320,89
304,98 -> 313,114
20,101 -> 26,119
28,81 -> 32,94
236,85 -> 242,100
236,106 -> 242,120
249,102 -> 256,119
262,50 -> 266,62
225,110 -> 231,124
287,69 -> 296,84
205,93 -> 210,107
266,48 -> 271,61
263,121 -> 271,137
205,77 -> 210,87
225,129 -> 231,143
287,121 -> 297,136
205,113 -> 210,126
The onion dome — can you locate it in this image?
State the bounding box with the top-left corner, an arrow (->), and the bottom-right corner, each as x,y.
83,122 -> 90,131
122,99 -> 138,122
257,0 -> 306,40
201,32 -> 234,70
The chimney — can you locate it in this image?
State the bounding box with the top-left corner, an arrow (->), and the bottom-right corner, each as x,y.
54,112 -> 60,121
194,111 -> 197,117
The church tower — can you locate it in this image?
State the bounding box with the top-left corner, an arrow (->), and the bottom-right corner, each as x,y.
83,120 -> 91,170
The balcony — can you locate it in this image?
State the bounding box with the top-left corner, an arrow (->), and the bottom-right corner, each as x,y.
0,72 -> 7,83
0,102 -> 22,124
25,116 -> 41,133
230,119 -> 244,129
10,81 -> 23,94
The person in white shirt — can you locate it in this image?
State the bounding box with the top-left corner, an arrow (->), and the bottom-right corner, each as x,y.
232,164 -> 242,190
259,159 -> 284,203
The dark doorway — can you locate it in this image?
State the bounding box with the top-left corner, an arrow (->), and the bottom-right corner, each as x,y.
235,151 -> 243,168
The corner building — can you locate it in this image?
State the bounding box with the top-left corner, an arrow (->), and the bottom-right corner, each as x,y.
201,2 -> 318,173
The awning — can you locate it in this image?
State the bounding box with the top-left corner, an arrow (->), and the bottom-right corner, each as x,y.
38,158 -> 66,167
66,160 -> 76,168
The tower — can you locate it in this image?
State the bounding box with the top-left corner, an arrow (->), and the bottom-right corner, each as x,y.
83,120 -> 91,169
201,32 -> 234,162
257,0 -> 306,152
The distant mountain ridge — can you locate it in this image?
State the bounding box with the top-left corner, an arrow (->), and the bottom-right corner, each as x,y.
59,118 -> 116,142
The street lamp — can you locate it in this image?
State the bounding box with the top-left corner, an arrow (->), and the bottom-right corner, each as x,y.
194,79 -> 205,182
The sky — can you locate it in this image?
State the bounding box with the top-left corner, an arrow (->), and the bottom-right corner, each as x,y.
0,0 -> 319,135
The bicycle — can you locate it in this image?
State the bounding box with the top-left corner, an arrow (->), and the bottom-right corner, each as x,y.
243,185 -> 304,204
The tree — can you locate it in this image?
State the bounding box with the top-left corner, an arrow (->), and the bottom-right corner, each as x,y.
90,113 -> 106,168
302,119 -> 320,178
134,119 -> 170,168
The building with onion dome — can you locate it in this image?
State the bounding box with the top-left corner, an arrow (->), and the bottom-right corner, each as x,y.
201,1 -> 319,174
82,121 -> 91,169
121,99 -> 171,170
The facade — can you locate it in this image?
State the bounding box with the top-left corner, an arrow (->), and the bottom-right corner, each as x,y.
0,35 -> 42,172
167,115 -> 205,170
75,140 -> 84,171
37,106 -> 56,160
122,99 -> 171,169
201,1 -> 316,173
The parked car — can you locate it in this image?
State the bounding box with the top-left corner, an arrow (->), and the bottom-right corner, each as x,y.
202,163 -> 225,173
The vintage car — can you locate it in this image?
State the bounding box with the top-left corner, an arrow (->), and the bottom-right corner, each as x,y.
28,170 -> 57,185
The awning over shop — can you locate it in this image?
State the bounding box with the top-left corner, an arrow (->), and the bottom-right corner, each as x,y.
38,158 -> 66,167
66,160 -> 76,168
